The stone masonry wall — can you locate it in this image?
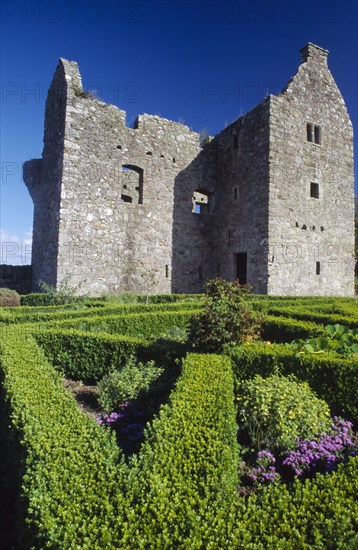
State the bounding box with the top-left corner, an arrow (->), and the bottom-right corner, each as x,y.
267,44 -> 355,295
54,59 -> 202,295
23,44 -> 355,296
209,100 -> 270,294
23,60 -> 68,290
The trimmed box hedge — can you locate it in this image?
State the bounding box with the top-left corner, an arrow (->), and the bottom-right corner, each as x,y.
262,315 -> 324,342
267,306 -> 358,328
229,341 -> 358,420
40,308 -> 200,338
122,353 -> 240,548
32,328 -> 147,382
232,456 -> 358,549
1,326 -> 357,548
0,300 -> 202,325
0,326 -> 126,549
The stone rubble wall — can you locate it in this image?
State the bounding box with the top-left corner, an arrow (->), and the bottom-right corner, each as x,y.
267,43 -> 355,295
54,59 -> 202,295
23,44 -> 355,296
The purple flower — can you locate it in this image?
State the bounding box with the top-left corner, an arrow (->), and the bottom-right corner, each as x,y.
282,417 -> 354,477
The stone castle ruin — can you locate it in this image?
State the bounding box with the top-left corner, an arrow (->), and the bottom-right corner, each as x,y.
24,43 -> 355,296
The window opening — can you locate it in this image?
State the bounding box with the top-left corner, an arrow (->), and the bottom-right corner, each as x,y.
314,126 -> 321,144
165,265 -> 169,278
316,261 -> 321,275
310,182 -> 319,199
307,123 -> 313,142
307,123 -> 321,144
234,188 -> 238,200
192,190 -> 210,214
121,194 -> 132,203
235,253 -> 247,284
121,164 -> 144,204
233,135 -> 238,150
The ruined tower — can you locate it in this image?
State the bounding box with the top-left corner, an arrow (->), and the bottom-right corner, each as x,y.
24,43 -> 355,296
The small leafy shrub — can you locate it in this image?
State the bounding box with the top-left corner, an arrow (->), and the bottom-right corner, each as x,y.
237,374 -> 332,451
287,324 -> 358,356
0,288 -> 20,307
98,356 -> 163,412
188,278 -> 264,353
38,275 -> 87,305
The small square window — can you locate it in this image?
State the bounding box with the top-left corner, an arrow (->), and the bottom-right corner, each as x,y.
310,182 -> 319,199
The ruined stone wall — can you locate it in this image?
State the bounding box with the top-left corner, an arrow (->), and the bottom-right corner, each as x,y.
23,60 -> 68,290
23,44 -> 354,297
267,44 -> 355,295
52,60 -> 201,295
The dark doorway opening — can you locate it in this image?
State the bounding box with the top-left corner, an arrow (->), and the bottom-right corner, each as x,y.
235,253 -> 247,284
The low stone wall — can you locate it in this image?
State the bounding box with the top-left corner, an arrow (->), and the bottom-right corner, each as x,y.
0,265 -> 32,294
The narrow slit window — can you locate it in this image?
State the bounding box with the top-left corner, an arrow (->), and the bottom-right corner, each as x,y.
307,123 -> 313,142
233,135 -> 238,150
165,265 -> 169,278
234,188 -> 238,200
316,261 -> 321,275
307,123 -> 321,144
310,182 -> 319,199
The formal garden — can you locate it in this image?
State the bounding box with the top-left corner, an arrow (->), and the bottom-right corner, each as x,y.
0,281 -> 357,549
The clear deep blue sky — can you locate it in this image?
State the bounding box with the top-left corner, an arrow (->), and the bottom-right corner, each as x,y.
1,0 -> 357,264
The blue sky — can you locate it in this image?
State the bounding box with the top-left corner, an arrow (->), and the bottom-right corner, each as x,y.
1,0 -> 357,264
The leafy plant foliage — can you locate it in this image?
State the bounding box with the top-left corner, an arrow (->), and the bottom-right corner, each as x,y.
188,278 -> 264,353
98,356 -> 163,411
237,374 -> 332,451
286,323 -> 358,356
0,288 -> 21,307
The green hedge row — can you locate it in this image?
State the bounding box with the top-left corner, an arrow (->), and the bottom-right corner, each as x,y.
262,315 -> 323,342
20,293 -> 105,307
1,328 -> 357,548
20,292 -> 202,307
40,309 -> 199,338
267,306 -> 358,328
232,456 -> 358,548
135,293 -> 202,304
0,326 -> 126,549
228,342 -> 357,420
122,353 -> 240,548
32,328 -> 147,383
0,300 -> 202,325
